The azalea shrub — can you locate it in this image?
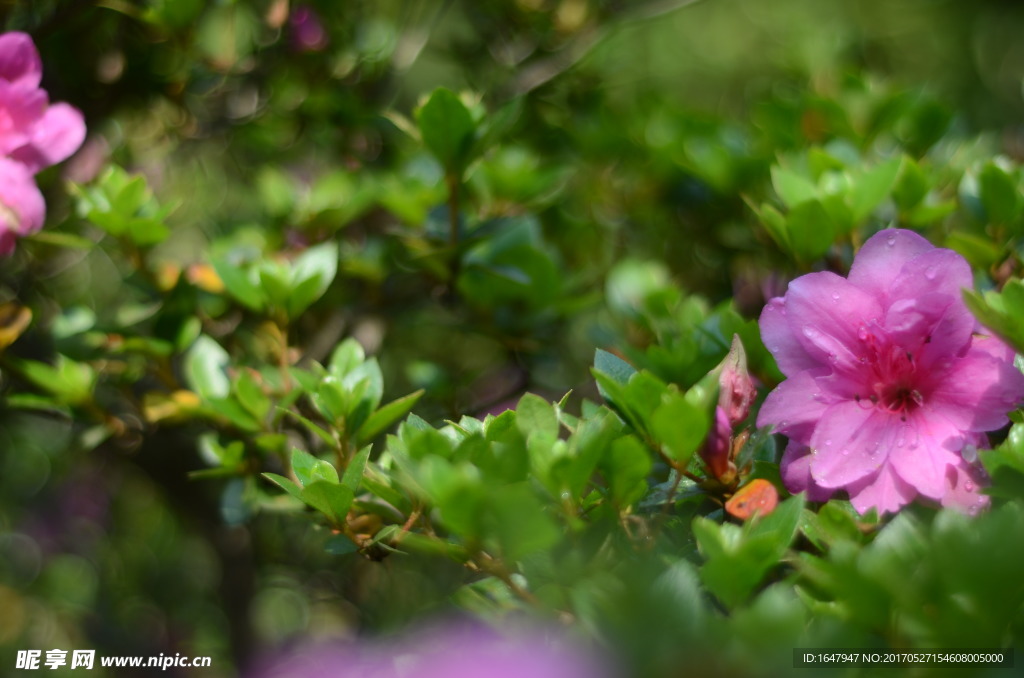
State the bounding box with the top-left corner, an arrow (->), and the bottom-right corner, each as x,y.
4,2 -> 1024,677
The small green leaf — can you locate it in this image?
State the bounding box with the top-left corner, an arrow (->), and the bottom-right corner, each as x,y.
183,335 -> 230,400
515,393 -> 559,442
341,445 -> 372,494
771,166 -> 818,208
262,472 -> 306,503
291,448 -> 338,487
301,481 -> 355,524
356,390 -> 424,444
416,88 -> 477,174
287,242 -> 339,318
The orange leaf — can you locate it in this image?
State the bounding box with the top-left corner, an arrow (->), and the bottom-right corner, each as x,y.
725,479 -> 778,521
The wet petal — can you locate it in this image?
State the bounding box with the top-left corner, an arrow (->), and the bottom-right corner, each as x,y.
941,461 -> 991,515
809,402 -> 893,488
756,369 -> 834,442
784,272 -> 883,371
848,228 -> 933,302
929,350 -> 1024,432
846,464 -> 917,515
759,297 -> 821,375
887,410 -> 963,500
780,441 -> 834,502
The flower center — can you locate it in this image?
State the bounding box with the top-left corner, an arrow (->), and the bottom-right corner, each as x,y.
854,324 -> 925,420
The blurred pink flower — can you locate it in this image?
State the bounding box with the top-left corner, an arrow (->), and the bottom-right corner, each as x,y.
0,31 -> 85,253
251,624 -> 610,678
290,5 -> 329,53
0,157 -> 45,254
758,228 -> 1024,515
0,32 -> 85,172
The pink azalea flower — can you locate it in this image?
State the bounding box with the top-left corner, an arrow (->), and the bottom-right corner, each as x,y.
0,31 -> 85,172
757,228 -> 1024,515
0,31 -> 86,254
0,157 -> 45,255
250,624 -> 610,678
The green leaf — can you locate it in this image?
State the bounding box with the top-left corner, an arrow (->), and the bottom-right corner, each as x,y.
416,88 -> 476,174
786,199 -> 837,261
605,435 -> 652,508
488,482 -> 560,561
262,472 -> 306,503
771,166 -> 818,208
234,370 -> 270,422
849,157 -> 901,222
183,335 -> 230,400
301,481 -> 355,524
287,242 -> 339,318
277,407 -> 337,448
328,338 -> 365,379
341,445 -> 372,494
356,390 -> 425,444
964,280 -> 1024,354
649,391 -> 710,465
892,155 -> 929,210
515,393 -> 559,442
291,448 -> 338,487
211,257 -> 264,311
978,161 -> 1021,226
594,348 -> 636,387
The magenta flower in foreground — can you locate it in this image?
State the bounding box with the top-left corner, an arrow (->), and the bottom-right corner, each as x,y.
757,229 -> 1024,515
251,624 -> 610,678
0,31 -> 85,253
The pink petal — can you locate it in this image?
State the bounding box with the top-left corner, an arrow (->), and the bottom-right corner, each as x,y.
0,158 -> 45,253
884,292 -> 974,369
759,296 -> 822,375
756,369 -> 833,442
11,102 -> 87,172
887,410 -> 964,500
941,460 -> 990,515
847,463 -> 917,515
888,247 -> 973,306
0,82 -> 48,156
848,229 -> 934,302
809,402 -> 894,488
971,333 -> 1016,363
780,441 -> 835,502
0,32 -> 42,89
929,350 -> 1024,432
784,272 -> 883,372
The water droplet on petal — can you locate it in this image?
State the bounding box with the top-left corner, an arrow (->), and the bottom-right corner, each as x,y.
886,234 -> 897,247
896,437 -> 905,447
841,448 -> 850,456
964,481 -> 974,492
831,292 -> 840,301
824,439 -> 833,446
968,505 -> 980,516
925,266 -> 937,280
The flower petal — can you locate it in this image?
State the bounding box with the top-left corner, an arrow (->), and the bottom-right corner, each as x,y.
756,369 -> 834,442
887,410 -> 964,500
11,102 -> 87,172
941,460 -> 990,515
784,272 -> 883,371
928,349 -> 1024,432
848,229 -> 934,302
0,32 -> 42,89
759,296 -> 821,375
809,402 -> 894,488
0,157 -> 45,246
780,441 -> 835,502
846,463 -> 917,515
